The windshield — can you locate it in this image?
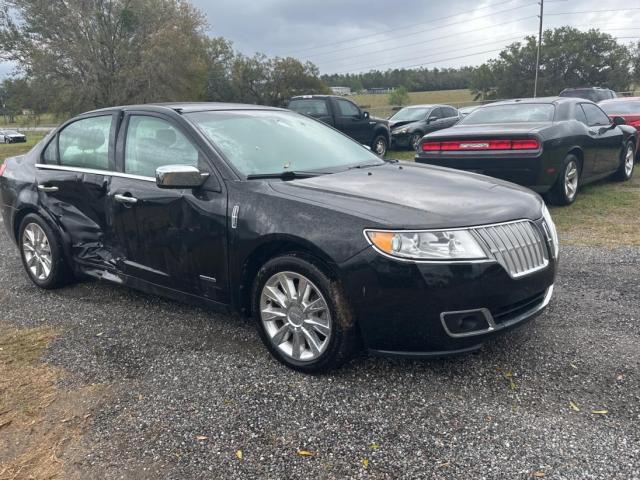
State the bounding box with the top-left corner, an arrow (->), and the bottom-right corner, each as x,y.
389,107 -> 430,122
600,101 -> 640,115
460,104 -> 555,124
187,110 -> 383,176
560,90 -> 609,102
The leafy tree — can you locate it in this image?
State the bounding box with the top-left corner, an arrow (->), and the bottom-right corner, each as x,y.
486,27 -> 633,99
388,86 -> 409,106
470,63 -> 497,101
0,0 -> 211,114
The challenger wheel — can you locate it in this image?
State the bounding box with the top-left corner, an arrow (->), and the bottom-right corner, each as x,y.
549,154 -> 580,206
19,214 -> 73,289
252,254 -> 357,373
614,141 -> 635,181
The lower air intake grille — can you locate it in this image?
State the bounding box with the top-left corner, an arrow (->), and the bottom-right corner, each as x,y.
473,221 -> 549,278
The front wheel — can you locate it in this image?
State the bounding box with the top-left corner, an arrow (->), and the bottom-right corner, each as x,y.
252,254 -> 357,373
411,132 -> 423,151
614,141 -> 635,181
371,135 -> 388,157
548,154 -> 580,206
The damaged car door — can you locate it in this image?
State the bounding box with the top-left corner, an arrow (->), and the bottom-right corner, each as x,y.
35,112 -> 119,270
108,112 -> 229,304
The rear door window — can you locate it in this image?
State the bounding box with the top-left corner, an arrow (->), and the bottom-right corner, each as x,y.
58,115 -> 113,170
288,99 -> 329,116
442,107 -> 458,118
124,116 -> 201,178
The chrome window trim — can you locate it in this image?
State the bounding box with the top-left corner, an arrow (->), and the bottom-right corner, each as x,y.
35,163 -> 155,182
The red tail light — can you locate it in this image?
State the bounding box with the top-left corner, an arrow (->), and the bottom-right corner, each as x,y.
0,163 -> 6,177
422,138 -> 540,152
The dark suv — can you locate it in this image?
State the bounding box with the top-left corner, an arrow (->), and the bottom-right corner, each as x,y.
287,95 -> 390,155
559,87 -> 617,103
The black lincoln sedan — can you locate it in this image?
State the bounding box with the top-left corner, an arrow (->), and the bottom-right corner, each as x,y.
415,97 -> 637,205
0,103 -> 558,373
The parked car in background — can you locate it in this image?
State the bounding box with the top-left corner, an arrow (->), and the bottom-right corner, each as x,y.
287,95 -> 390,156
1,102 -> 558,373
559,87 -> 616,102
415,97 -> 637,205
458,105 -> 478,117
388,104 -> 459,150
0,129 -> 27,144
599,97 -> 640,135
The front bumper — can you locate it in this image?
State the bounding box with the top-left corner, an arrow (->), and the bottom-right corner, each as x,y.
339,237 -> 557,356
390,132 -> 415,148
415,152 -> 556,193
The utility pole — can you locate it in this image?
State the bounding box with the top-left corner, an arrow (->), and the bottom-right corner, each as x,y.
533,0 -> 544,98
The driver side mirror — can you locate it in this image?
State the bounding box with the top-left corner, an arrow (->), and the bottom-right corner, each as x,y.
612,116 -> 626,126
362,111 -> 370,120
156,165 -> 208,189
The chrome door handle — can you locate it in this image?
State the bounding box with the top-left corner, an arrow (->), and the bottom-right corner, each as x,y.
114,194 -> 138,205
37,184 -> 59,193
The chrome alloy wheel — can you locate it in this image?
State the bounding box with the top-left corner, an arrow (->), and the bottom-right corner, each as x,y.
564,160 -> 579,201
22,223 -> 53,281
374,138 -> 387,156
624,143 -> 635,177
259,271 -> 332,362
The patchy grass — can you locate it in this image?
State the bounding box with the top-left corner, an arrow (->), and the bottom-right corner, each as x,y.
0,133 -> 46,164
353,89 -> 475,118
550,174 -> 640,247
0,324 -> 102,479
386,150 -> 640,247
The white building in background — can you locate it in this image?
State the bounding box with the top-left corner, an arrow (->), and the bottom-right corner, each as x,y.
330,86 -> 351,96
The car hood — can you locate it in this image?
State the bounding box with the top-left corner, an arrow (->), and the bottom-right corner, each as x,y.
425,122 -> 551,139
268,162 -> 543,229
390,120 -> 422,132
5,133 -> 25,137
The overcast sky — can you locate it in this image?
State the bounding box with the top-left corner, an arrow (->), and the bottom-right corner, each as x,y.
1,0 -> 638,78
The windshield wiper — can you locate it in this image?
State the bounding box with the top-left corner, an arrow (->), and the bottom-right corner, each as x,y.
246,170 -> 326,180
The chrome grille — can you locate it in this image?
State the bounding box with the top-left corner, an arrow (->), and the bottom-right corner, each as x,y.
473,221 -> 549,278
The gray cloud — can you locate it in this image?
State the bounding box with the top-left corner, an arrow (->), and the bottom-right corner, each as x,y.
1,0 -> 638,79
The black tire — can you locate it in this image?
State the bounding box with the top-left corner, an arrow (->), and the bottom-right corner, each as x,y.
18,213 -> 73,289
252,254 -> 358,373
614,141 -> 635,181
410,132 -> 423,151
548,154 -> 580,206
371,134 -> 388,157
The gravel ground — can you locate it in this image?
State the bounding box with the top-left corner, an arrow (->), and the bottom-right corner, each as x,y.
1,220 -> 639,480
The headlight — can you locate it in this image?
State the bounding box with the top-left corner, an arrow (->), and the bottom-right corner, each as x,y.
541,204 -> 559,259
393,128 -> 408,134
365,229 -> 487,260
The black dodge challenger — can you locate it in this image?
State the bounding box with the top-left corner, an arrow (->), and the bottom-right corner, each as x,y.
415,97 -> 637,205
1,103 -> 558,372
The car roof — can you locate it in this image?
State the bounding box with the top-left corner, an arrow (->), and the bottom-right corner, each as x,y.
86,102 -> 285,115
561,87 -> 613,91
480,96 -> 584,107
599,96 -> 640,103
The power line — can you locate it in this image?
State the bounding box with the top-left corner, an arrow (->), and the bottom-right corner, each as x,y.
315,15 -> 538,68
286,0 -> 527,56
322,34 -> 534,75
546,7 -> 640,16
303,3 -> 540,60
327,34 -> 639,75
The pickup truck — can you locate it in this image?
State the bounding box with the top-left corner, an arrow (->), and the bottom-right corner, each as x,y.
287,95 -> 391,156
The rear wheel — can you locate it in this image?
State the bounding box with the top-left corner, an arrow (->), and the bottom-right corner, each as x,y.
614,141 -> 635,181
549,154 -> 580,206
252,254 -> 357,373
371,135 -> 388,157
19,214 -> 73,289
